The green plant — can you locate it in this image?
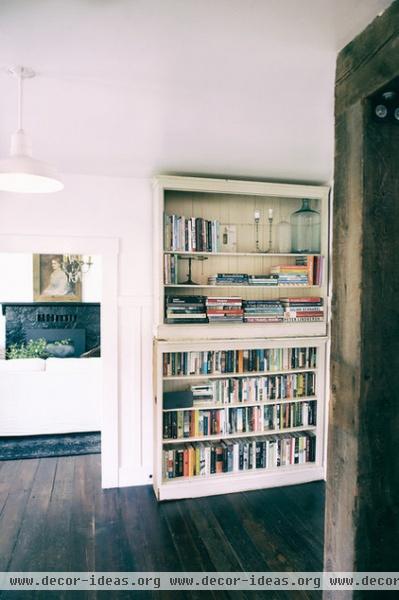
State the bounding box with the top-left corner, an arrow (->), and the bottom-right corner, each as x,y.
52,338 -> 72,346
7,338 -> 50,359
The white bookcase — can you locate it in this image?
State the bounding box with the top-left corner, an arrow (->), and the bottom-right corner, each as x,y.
152,175 -> 330,500
154,337 -> 327,501
153,175 -> 330,341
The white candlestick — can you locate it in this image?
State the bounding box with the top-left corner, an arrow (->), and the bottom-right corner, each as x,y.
268,208 -> 273,219
254,210 -> 260,221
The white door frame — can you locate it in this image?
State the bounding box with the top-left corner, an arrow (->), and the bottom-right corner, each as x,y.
0,234 -> 119,488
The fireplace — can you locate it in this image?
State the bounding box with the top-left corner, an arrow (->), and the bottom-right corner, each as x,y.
1,302 -> 100,357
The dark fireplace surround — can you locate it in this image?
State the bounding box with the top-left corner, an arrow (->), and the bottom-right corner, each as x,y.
2,303 -> 100,358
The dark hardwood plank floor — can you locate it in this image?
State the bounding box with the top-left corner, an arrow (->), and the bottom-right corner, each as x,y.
0,455 -> 325,600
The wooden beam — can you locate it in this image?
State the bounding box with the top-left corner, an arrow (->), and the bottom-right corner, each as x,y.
336,0 -> 399,114
325,0 -> 399,592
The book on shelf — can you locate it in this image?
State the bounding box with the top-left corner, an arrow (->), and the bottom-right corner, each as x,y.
243,300 -> 284,323
270,256 -> 324,286
189,371 -> 315,405
164,214 -> 220,252
206,296 -> 244,322
208,273 -> 249,285
162,399 -> 316,440
164,254 -> 178,285
162,347 -> 318,377
248,274 -> 279,286
163,257 -> 323,288
165,295 -> 208,324
162,431 -> 316,480
163,390 -> 194,410
281,298 -> 324,321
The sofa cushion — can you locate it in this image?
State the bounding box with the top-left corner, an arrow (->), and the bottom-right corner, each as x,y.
0,358 -> 46,372
45,357 -> 102,372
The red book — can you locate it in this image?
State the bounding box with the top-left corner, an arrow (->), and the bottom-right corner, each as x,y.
183,449 -> 189,477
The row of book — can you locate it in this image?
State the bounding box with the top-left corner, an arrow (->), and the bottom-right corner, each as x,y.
165,295 -> 324,324
190,372 -> 316,405
164,254 -> 179,284
163,265 -> 323,287
162,400 -> 317,439
163,346 -> 318,376
164,214 -> 220,252
162,432 -> 316,479
207,273 -> 279,286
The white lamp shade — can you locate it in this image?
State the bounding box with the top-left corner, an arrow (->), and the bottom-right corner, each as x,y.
0,155 -> 63,193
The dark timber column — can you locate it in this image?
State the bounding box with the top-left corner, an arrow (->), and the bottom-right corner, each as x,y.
324,1 -> 399,595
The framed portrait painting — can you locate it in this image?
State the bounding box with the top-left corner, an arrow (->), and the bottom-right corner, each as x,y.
33,254 -> 82,302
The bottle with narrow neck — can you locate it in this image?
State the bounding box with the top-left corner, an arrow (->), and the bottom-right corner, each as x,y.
290,199 -> 320,253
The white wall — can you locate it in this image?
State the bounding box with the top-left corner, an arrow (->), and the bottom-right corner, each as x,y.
0,174 -> 153,487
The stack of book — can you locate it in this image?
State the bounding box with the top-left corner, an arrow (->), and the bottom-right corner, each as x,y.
281,297 -> 324,321
165,295 -> 208,324
243,300 -> 284,323
164,214 -> 220,252
206,297 -> 244,322
270,264 -> 309,286
208,273 -> 249,286
191,383 -> 214,407
295,256 -> 324,286
248,274 -> 279,286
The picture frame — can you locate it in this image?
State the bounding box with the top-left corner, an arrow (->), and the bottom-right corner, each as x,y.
33,254 -> 82,302
220,224 -> 237,252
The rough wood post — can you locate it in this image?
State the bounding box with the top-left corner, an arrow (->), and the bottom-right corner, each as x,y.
324,2 -> 399,596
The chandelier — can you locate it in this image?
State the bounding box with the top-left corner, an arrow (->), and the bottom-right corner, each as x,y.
61,255 -> 93,283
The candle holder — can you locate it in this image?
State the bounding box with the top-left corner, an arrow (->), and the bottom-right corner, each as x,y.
265,214 -> 274,253
254,210 -> 261,252
179,255 -> 208,285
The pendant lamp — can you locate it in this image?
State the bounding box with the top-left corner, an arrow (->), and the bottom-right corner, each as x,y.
0,66 -> 63,193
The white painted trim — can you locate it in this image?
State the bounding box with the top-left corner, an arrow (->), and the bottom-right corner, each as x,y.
0,233 -> 119,489
153,175 -> 330,200
118,465 -> 153,488
158,466 -> 325,501
0,234 -> 118,255
118,295 -> 153,308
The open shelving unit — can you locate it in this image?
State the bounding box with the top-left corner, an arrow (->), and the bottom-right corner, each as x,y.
154,337 -> 327,501
152,175 -> 330,500
153,176 -> 330,340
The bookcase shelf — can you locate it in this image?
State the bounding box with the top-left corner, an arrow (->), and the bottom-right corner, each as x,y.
163,367 -> 316,381
164,284 -> 322,289
162,395 -> 317,411
152,176 -> 330,500
162,425 -> 317,445
164,251 -> 322,257
153,335 -> 328,500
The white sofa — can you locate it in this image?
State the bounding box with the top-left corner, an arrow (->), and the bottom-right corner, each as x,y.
0,357 -> 102,436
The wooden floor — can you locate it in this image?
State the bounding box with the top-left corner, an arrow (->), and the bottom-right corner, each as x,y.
0,454 -> 325,600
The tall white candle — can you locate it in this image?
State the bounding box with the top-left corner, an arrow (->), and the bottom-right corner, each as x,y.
268,208 -> 273,219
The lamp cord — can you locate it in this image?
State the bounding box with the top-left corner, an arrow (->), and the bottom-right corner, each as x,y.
17,70 -> 23,131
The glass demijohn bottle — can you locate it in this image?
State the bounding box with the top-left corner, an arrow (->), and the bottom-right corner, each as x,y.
290,199 -> 320,253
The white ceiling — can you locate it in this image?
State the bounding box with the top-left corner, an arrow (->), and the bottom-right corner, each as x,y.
0,0 -> 393,183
